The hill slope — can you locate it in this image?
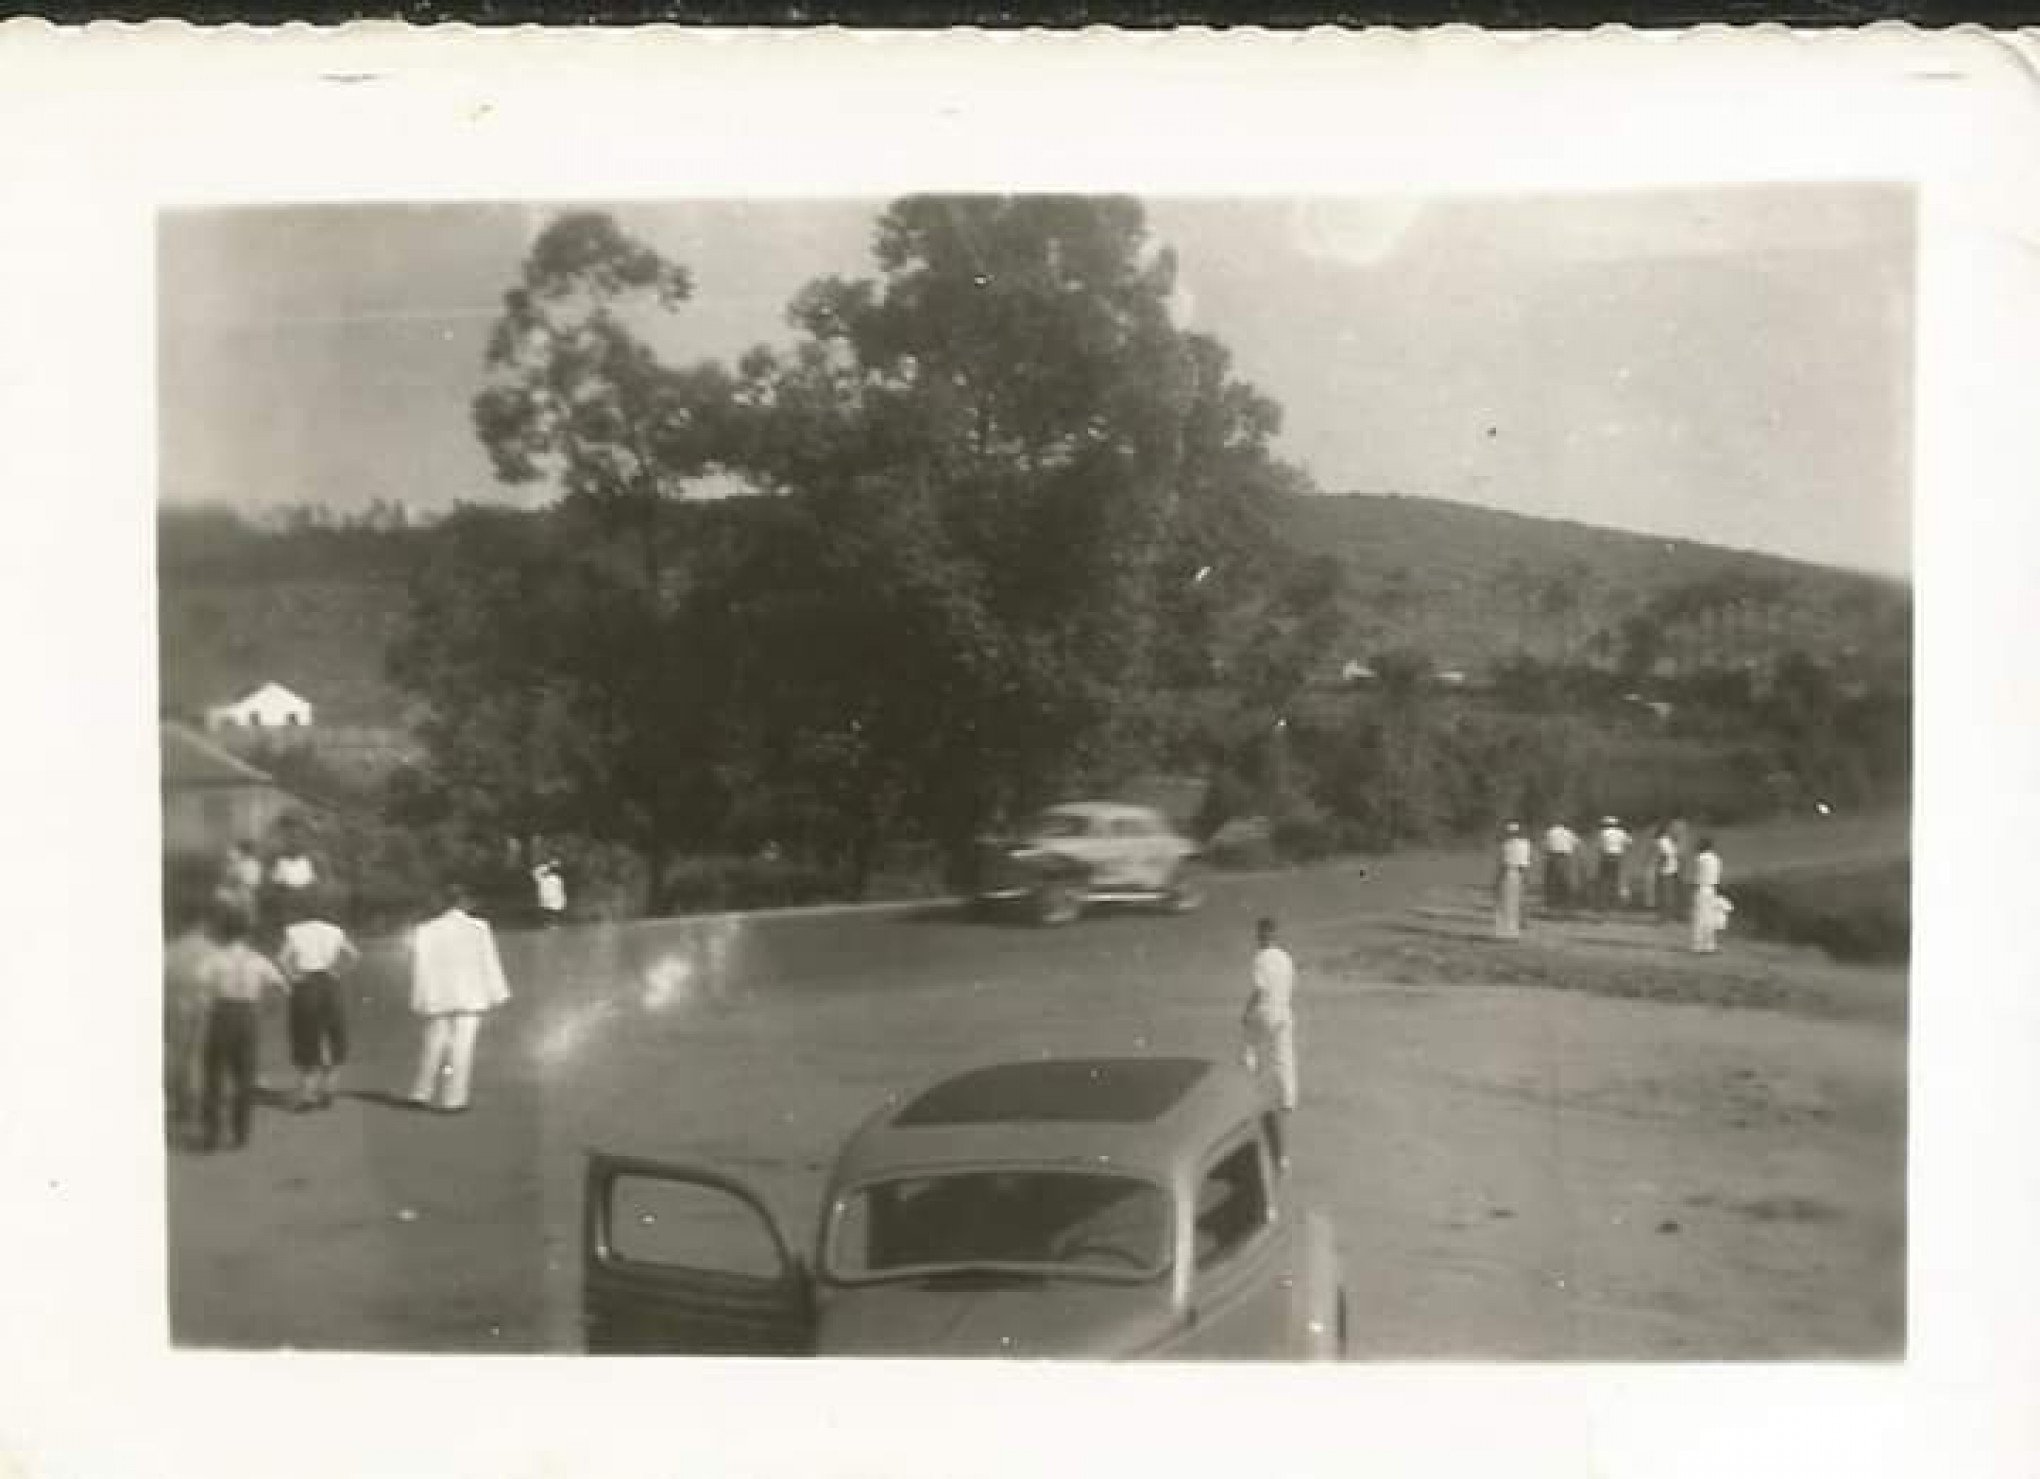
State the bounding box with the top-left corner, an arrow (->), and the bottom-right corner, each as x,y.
1286,493 -> 1907,674
156,494 -> 1910,727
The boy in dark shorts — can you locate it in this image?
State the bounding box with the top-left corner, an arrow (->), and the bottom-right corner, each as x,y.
194,909 -> 287,1150
276,893 -> 361,1110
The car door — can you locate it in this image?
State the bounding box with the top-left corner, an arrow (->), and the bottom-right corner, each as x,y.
583,1153 -> 816,1355
1172,1129 -> 1298,1357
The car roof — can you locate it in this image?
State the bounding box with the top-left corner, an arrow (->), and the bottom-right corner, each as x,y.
829,1056 -> 1268,1188
1037,800 -> 1162,822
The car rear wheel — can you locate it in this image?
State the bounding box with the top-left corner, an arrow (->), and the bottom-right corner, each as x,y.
1033,879 -> 1085,926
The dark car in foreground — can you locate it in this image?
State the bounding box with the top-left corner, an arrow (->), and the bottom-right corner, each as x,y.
970,801 -> 1205,924
584,1055 -> 1347,1357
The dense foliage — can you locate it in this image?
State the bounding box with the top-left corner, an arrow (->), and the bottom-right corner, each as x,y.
384,200 -> 1343,905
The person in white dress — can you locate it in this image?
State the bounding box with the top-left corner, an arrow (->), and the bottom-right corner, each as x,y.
1240,917 -> 1299,1115
406,882 -> 512,1113
1690,837 -> 1724,953
1494,822 -> 1532,940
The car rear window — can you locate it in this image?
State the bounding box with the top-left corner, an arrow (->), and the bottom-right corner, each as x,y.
1030,811 -> 1093,838
827,1170 -> 1170,1282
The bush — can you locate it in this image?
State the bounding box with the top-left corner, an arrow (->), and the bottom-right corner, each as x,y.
1729,860 -> 1910,964
1202,815 -> 1278,870
656,854 -> 852,915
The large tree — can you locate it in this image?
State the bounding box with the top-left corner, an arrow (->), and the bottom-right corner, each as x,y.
397,199 -> 1340,902
734,195 -> 1341,861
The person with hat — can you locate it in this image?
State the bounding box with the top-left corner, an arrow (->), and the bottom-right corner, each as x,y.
1594,815 -> 1633,913
1494,821 -> 1532,940
405,880 -> 513,1113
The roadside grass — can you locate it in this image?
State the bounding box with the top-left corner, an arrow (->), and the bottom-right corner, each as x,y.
1318,906 -> 1905,1025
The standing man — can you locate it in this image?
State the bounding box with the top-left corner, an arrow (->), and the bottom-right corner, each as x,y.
1652,824 -> 1683,923
532,858 -> 568,928
1494,822 -> 1532,940
407,881 -> 513,1114
277,893 -> 360,1111
194,909 -> 289,1151
1540,817 -> 1579,914
1690,836 -> 1724,953
1594,816 -> 1632,912
1240,917 -> 1298,1118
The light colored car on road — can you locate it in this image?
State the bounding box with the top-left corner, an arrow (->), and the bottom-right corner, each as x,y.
583,1055 -> 1347,1357
971,801 -> 1205,924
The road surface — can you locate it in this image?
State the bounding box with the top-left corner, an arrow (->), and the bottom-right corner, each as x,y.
167,809 -> 1906,1357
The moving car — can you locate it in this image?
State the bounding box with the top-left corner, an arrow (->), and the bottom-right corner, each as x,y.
584,1055 -> 1347,1357
971,801 -> 1204,925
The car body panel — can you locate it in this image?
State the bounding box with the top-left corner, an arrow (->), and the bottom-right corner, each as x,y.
582,1057 -> 1343,1359
971,803 -> 1201,920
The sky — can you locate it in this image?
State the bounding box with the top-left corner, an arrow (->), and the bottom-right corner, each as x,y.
158,187 -> 1913,576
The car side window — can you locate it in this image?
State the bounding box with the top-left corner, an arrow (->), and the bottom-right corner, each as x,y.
1193,1139 -> 1272,1272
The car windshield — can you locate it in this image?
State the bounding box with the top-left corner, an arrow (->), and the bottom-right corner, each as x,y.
1028,811 -> 1095,839
825,1169 -> 1171,1283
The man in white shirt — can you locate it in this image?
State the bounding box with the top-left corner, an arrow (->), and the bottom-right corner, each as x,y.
1540,820 -> 1579,914
407,882 -> 513,1113
1240,917 -> 1298,1115
1689,838 -> 1725,953
1595,816 -> 1632,912
533,860 -> 567,927
277,901 -> 361,1110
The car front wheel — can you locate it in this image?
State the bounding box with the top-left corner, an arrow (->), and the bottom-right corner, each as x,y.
1033,878 -> 1085,926
1163,862 -> 1205,914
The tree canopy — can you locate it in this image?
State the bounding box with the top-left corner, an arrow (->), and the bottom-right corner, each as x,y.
391,198 -> 1344,902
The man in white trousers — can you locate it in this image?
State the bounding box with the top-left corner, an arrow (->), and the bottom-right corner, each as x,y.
1240,917 -> 1298,1118
407,881 -> 512,1113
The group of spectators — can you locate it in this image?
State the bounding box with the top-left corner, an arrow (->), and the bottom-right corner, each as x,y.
1493,814 -> 1728,953
164,835 -> 514,1153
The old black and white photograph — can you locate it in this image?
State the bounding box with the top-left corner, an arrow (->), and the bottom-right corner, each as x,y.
156,186 -> 1912,1358
8,23 -> 2040,1479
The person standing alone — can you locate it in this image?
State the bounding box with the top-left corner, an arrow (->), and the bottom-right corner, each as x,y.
406,881 -> 513,1113
532,859 -> 567,928
1240,917 -> 1298,1118
1690,837 -> 1724,953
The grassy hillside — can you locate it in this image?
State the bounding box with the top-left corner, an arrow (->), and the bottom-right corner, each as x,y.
1286,493 -> 1908,676
156,494 -> 1910,728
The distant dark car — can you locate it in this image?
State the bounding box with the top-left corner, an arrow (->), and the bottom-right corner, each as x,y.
970,801 -> 1204,925
584,1055 -> 1347,1358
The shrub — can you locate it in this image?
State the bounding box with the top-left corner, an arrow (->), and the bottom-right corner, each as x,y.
1729,860 -> 1910,964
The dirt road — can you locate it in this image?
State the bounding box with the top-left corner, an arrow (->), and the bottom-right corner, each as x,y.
166,810 -> 1906,1357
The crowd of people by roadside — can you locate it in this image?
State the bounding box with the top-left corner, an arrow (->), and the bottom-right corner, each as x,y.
1492,813 -> 1729,953
163,831 -> 515,1153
